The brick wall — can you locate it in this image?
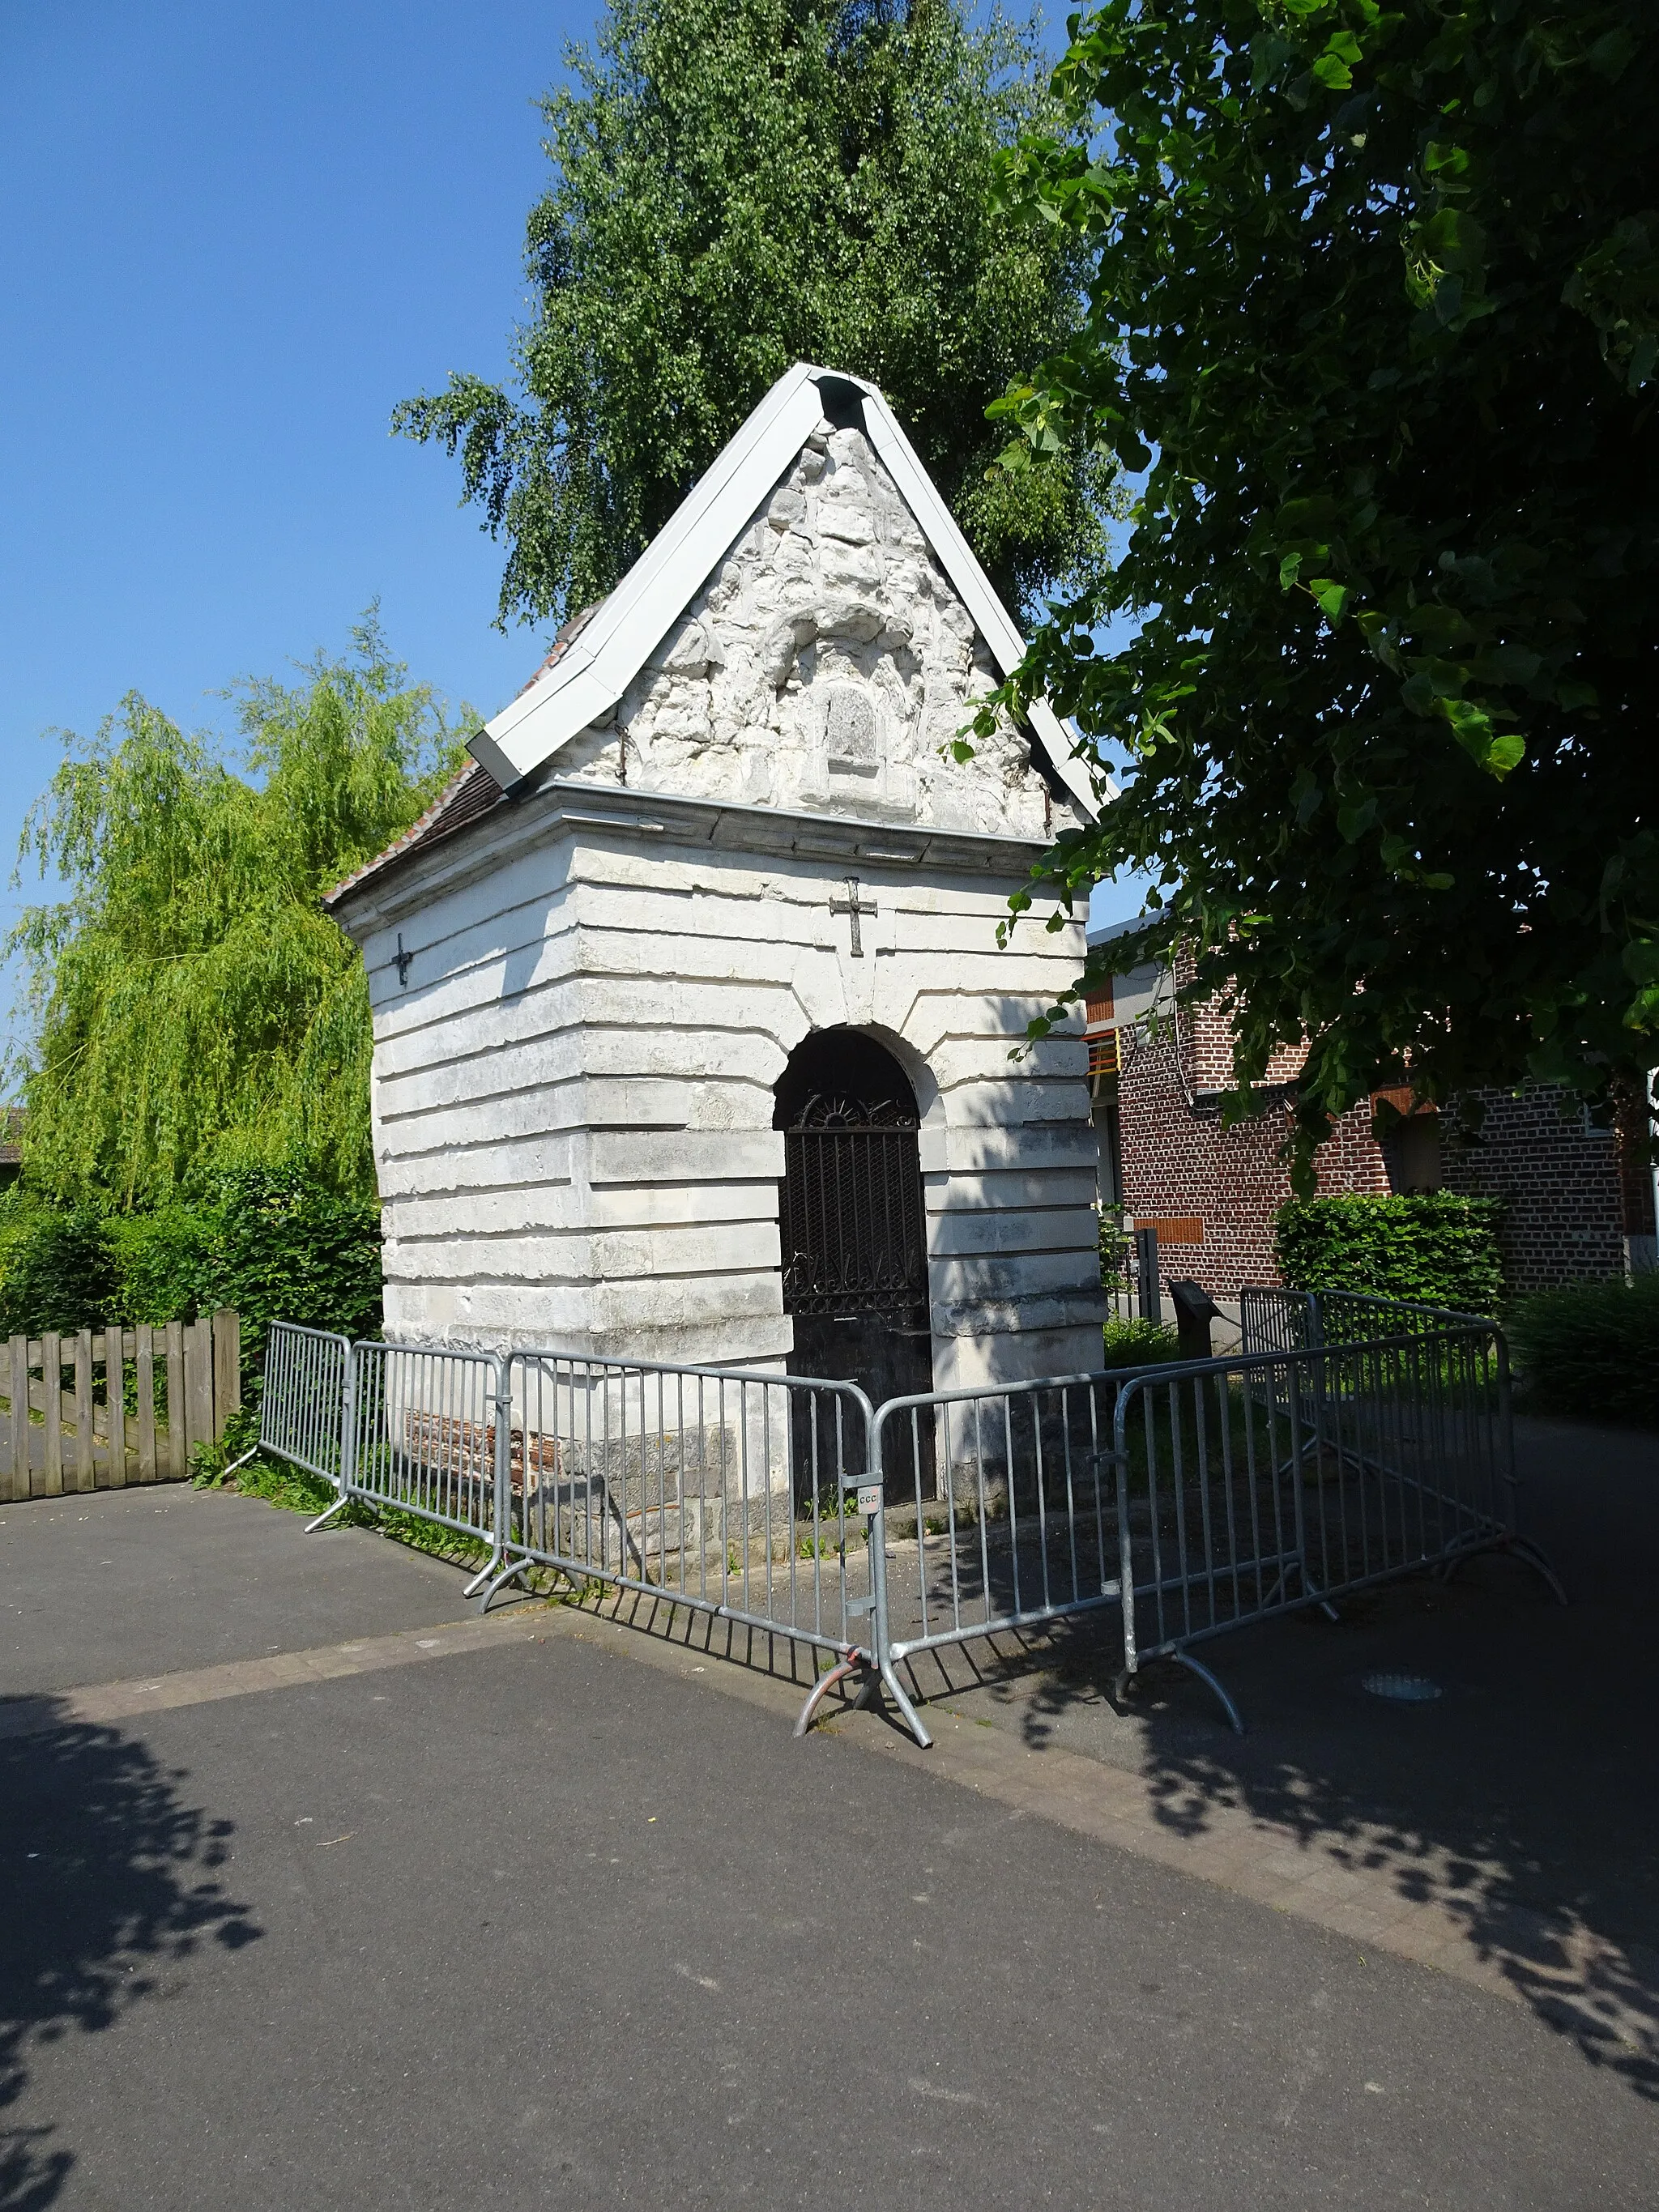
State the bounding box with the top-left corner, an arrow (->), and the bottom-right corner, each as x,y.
1107,993 -> 1639,1298
1440,1089 -> 1625,1292
1112,1012 -> 1386,1298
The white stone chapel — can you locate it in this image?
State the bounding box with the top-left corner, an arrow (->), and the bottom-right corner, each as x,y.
326,364 -> 1106,1404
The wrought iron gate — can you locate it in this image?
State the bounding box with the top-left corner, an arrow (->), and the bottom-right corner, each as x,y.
779,1089 -> 935,1497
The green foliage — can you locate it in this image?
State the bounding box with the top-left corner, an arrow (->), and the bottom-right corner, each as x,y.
0,1199 -> 118,1337
7,617 -> 463,1208
394,0 -> 1119,631
0,1170 -> 383,1356
117,1170 -> 386,1346
1098,1212 -> 1130,1288
1100,1314 -> 1180,1367
200,1170 -> 383,1343
1508,1272 -> 1659,1427
1275,1192 -> 1505,1314
987,1 -> 1658,1180
108,1205 -> 215,1325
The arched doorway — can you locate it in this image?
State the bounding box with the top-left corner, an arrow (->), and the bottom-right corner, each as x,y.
775,1029 -> 935,1489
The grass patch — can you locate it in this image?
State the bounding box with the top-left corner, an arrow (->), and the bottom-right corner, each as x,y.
204,1447 -> 582,1592
1508,1272 -> 1659,1428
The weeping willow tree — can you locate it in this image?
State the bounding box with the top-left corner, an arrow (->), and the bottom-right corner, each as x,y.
6,621 -> 464,1209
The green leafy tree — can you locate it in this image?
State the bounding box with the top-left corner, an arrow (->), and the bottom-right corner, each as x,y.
7,620 -> 463,1208
394,0 -> 1117,631
987,0 -> 1657,1178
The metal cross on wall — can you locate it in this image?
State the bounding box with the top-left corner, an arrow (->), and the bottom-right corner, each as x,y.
830,876 -> 877,958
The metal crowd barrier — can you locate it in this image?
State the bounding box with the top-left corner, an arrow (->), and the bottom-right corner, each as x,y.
1238,1286 -> 1317,1356
254,1322 -> 352,1485
338,1340 -> 507,1578
1107,1319 -> 1563,1730
1239,1285 -> 1499,1356
866,1315 -> 1563,1745
295,1336 -> 510,1602
492,1350 -> 893,1738
271,1332 -> 889,1735
871,1374 -> 1123,1746
260,1307 -> 1564,1745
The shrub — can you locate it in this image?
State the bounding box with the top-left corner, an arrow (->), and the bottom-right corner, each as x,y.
0,1167 -> 383,1362
187,1169 -> 384,1349
0,1204 -> 119,1336
109,1204 -> 216,1323
1099,1214 -> 1131,1290
1273,1193 -> 1505,1316
1101,1315 -> 1180,1369
1507,1273 -> 1659,1429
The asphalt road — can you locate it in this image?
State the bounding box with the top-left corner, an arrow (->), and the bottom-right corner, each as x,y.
2,1487 -> 1653,2209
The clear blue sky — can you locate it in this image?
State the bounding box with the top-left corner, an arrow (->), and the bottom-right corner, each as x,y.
0,1 -> 1142,1076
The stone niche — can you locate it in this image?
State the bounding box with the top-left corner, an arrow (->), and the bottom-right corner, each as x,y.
823,682 -> 881,771
552,420 -> 1060,841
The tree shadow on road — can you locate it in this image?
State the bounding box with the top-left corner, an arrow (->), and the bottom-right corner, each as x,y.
0,1710 -> 262,2210
913,1554 -> 1659,2108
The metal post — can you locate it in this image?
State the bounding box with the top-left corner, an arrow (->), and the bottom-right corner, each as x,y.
304,1337 -> 357,1532
468,1356 -> 527,1608
868,1430 -> 931,1745
1135,1224 -> 1162,1323
810,1402 -> 932,1747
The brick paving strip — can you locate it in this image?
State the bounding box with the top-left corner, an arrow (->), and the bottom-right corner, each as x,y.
4,1590 -> 1653,2074
0,1610 -> 548,1739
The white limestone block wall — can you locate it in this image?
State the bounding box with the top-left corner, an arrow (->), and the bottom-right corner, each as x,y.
332,385 -> 1104,1392
348,798 -> 1101,1387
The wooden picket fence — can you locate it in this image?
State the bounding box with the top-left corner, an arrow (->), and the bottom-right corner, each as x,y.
0,1312 -> 241,1504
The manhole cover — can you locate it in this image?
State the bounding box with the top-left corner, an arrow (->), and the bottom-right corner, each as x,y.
1363,1671 -> 1444,1703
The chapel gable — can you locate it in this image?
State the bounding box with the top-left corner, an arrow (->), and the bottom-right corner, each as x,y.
550,418 -> 1075,841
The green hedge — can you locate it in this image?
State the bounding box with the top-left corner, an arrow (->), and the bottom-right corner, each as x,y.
1100,1316 -> 1180,1368
0,1207 -> 120,1336
1507,1273 -> 1659,1428
1273,1192 -> 1505,1315
0,1168 -> 383,1361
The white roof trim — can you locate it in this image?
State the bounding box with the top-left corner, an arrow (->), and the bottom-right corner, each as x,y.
470,362 -> 1104,817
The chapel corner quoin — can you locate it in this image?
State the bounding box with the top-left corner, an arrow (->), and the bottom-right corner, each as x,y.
323,362 -> 1109,1398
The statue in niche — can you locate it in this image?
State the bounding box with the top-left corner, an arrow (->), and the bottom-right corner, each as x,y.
822,683 -> 881,771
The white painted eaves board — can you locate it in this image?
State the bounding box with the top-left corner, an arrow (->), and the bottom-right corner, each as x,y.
855,380 -> 1104,818
476,365 -> 825,783
470,360 -> 1108,816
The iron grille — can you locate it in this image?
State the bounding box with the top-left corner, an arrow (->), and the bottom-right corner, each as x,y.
779,1093 -> 928,1319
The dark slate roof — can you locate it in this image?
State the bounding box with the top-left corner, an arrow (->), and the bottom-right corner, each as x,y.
321,602 -> 605,912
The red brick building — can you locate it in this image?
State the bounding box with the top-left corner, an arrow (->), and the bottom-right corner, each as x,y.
1085,921 -> 1657,1299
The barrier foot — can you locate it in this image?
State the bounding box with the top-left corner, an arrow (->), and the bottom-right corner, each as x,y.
1443,1536 -> 1567,1607
1116,1655 -> 1245,1736
469,1552 -> 531,1611
304,1494 -> 351,1534
879,1662 -> 932,1749
1171,1652 -> 1246,1734
793,1656 -> 869,1739
1508,1536 -> 1568,1606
